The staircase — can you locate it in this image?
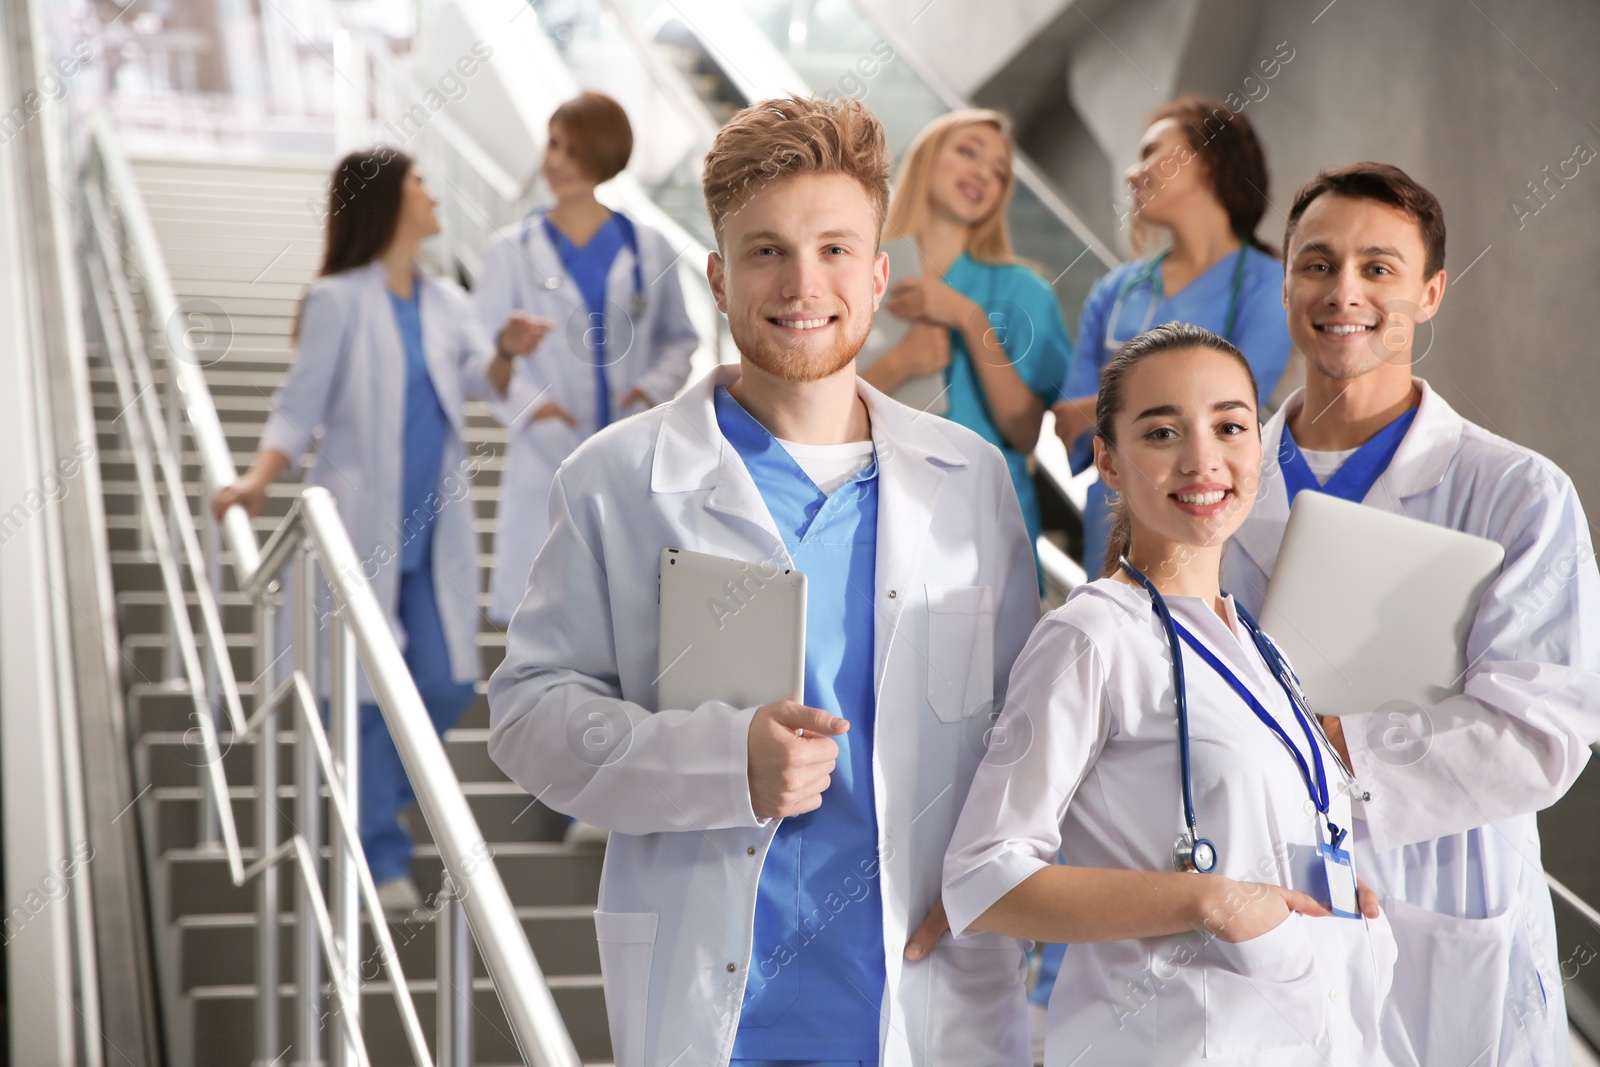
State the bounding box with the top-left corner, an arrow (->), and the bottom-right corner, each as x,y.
98,157 -> 611,1065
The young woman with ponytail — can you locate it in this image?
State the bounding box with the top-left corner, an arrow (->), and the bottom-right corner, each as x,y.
1053,97 -> 1293,578
945,324 -> 1394,1067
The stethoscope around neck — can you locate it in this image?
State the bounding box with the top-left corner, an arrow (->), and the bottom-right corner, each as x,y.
1104,244 -> 1249,354
1117,557 -> 1369,875
521,208 -> 648,318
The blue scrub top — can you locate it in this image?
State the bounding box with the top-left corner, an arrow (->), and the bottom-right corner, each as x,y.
390,283 -> 452,573
547,213 -> 626,429
941,253 -> 1074,559
715,387 -> 886,1063
1060,246 -> 1291,575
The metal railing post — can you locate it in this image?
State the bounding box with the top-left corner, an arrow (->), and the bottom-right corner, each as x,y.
164,353 -> 183,683
200,506 -> 221,848
435,878 -> 473,1067
328,611 -> 361,1067
256,590 -> 282,1067
294,545 -> 325,1066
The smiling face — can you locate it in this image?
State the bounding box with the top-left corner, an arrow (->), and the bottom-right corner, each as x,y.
1284,193 -> 1446,381
1125,118 -> 1212,227
925,122 -> 1011,226
707,172 -> 888,383
1094,347 -> 1262,558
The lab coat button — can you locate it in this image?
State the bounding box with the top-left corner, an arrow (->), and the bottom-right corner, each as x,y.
746,847 -> 756,856
1329,988 -> 1342,1004
887,589 -> 897,599
726,962 -> 737,973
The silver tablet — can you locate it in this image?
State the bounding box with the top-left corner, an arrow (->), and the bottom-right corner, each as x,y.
854,236 -> 949,415
656,547 -> 807,712
1258,491 -> 1504,716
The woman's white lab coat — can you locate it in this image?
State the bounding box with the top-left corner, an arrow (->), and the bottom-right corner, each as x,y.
944,579 -> 1397,1066
259,262 -> 494,698
1225,379 -> 1600,1067
474,212 -> 697,621
486,367 -> 1040,1067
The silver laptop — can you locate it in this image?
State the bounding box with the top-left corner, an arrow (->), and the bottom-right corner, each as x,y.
657,548 -> 806,712
1257,491 -> 1504,716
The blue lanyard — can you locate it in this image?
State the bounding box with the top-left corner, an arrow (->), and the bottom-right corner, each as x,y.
1170,615 -> 1345,852
1279,406 -> 1417,506
1105,246 -> 1249,352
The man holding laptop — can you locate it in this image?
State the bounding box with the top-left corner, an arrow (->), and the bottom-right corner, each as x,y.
488,96 -> 1037,1066
1225,162 -> 1600,1066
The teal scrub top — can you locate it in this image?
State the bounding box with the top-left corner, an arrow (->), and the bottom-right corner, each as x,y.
940,252 -> 1074,559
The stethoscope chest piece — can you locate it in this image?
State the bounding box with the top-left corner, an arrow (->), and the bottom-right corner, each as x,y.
1174,831 -> 1218,874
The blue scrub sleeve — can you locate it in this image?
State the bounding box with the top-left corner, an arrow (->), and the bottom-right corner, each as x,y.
1061,272 -> 1118,473
1229,256 -> 1293,403
260,284 -> 347,470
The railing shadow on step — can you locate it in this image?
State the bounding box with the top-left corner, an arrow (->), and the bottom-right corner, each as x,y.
79,111 -> 582,1067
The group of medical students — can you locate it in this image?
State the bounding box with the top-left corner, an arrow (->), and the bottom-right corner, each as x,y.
209,79 -> 1600,1067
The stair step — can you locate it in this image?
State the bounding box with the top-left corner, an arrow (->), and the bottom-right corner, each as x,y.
176,904 -> 600,991
146,782 -> 564,853
161,843 -> 603,919
138,728 -> 509,789
187,975 -> 609,1065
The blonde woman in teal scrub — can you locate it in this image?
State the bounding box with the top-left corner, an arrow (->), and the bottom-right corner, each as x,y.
861,110 -> 1073,571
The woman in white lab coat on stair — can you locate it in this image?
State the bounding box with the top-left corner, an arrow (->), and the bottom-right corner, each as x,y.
214,147 -> 543,913
475,92 -> 698,625
943,323 -> 1396,1066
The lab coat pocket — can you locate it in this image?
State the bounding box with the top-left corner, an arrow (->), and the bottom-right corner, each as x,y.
1380,895 -> 1517,1067
1204,912 -> 1330,1057
925,584 -> 995,723
593,910 -> 657,1066
923,932 -> 1030,1065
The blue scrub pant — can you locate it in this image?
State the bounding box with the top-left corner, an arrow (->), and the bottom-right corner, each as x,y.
1031,940 -> 1066,1008
730,1061 -> 872,1066
359,563 -> 476,885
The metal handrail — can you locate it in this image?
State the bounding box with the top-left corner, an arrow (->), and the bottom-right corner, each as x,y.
82,115 -> 583,1066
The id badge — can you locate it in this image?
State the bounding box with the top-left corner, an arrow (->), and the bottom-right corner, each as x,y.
1320,840 -> 1360,918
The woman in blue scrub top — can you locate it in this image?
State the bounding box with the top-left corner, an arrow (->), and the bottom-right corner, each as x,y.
1053,96 -> 1292,576
860,109 -> 1073,569
216,149 -> 541,913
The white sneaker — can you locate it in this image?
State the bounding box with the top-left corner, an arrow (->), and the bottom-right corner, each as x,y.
563,820 -> 610,847
375,876 -> 423,918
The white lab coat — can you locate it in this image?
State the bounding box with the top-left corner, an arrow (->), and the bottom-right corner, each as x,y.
1225,380 -> 1600,1067
487,366 -> 1039,1067
474,212 -> 697,621
944,579 -> 1397,1066
259,262 -> 494,698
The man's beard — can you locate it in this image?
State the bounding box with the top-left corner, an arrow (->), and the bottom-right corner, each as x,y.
730,311 -> 870,384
